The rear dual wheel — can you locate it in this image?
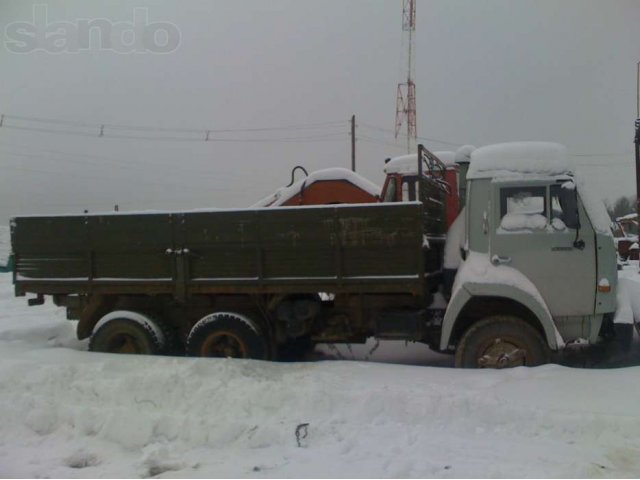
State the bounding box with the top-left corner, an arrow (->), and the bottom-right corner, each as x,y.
186,312 -> 269,360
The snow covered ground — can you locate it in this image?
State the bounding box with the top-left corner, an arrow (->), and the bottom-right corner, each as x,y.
2,272 -> 640,478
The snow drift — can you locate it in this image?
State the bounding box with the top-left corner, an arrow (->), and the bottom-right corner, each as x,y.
2,272 -> 640,477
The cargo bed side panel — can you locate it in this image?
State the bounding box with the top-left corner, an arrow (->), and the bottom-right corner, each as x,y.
13,203 -> 425,296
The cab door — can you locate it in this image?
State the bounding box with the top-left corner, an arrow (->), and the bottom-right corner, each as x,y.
489,181 -> 595,316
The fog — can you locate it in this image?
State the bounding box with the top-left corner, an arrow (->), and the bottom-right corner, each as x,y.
0,0 -> 638,224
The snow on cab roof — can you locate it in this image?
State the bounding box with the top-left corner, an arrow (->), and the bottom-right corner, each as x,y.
384,150 -> 456,175
467,142 -> 573,180
617,212 -> 638,222
251,167 -> 380,208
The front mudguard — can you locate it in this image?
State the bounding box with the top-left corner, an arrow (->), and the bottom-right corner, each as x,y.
440,282 -> 561,352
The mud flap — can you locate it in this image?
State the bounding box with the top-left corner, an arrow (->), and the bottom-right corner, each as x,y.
617,323 -> 634,352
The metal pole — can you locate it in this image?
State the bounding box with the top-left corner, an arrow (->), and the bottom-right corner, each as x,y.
635,117 -> 640,211
635,63 -> 640,272
351,115 -> 356,172
417,143 -> 423,202
637,61 -> 639,118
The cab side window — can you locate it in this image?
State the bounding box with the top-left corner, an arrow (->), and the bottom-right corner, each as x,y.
402,177 -> 418,201
499,187 -> 547,232
550,183 -> 579,230
383,177 -> 397,202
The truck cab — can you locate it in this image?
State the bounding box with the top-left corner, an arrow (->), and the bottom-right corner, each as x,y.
440,142 -> 622,367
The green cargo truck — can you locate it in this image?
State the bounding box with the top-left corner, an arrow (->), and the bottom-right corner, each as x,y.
10,142 -> 628,367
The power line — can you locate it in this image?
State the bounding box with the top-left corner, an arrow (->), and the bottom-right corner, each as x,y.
3,112 -> 630,157
359,122 -> 461,147
0,123 -> 348,143
0,113 -> 350,144
359,135 -> 408,149
2,113 -> 347,134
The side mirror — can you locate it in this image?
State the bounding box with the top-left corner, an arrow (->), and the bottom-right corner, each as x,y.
559,184 -> 580,230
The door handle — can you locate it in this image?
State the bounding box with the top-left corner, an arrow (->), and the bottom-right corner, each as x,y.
491,255 -> 511,266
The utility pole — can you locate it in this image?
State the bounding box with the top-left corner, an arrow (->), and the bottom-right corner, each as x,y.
635,62 -> 640,271
351,114 -> 356,172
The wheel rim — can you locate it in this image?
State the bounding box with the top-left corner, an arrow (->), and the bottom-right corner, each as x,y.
200,331 -> 248,358
477,337 -> 527,368
106,333 -> 144,354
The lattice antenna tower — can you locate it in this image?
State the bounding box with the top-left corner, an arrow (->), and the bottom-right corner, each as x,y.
394,0 -> 416,153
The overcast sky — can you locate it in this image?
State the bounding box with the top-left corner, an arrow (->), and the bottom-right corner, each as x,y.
0,0 -> 638,224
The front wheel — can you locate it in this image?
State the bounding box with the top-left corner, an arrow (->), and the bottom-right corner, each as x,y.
186,312 -> 269,360
455,315 -> 550,368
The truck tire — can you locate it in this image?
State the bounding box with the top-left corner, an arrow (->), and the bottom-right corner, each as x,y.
455,315 -> 550,368
186,312 -> 269,360
89,311 -> 165,355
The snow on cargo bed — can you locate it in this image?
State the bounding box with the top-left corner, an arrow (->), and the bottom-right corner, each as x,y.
3,273 -> 640,477
14,200 -> 415,218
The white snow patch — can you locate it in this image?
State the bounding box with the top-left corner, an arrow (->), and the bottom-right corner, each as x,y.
613,283 -> 633,325
617,212 -> 638,222
444,209 -> 465,269
618,269 -> 640,326
499,213 -> 548,232
575,174 -> 613,236
467,142 -> 573,179
19,199 -> 411,218
551,217 -> 567,231
4,273 -> 640,477
454,145 -> 475,164
433,151 -> 456,167
384,150 -> 457,175
251,167 -> 380,207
